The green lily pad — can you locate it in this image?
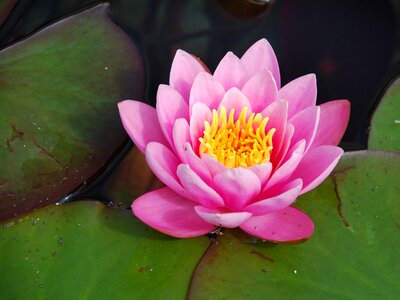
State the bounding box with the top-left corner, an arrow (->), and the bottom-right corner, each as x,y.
0,201 -> 210,299
369,76 -> 400,152
0,4 -> 144,220
188,151 -> 400,299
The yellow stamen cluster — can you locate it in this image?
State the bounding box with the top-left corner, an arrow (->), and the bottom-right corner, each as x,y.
199,106 -> 275,168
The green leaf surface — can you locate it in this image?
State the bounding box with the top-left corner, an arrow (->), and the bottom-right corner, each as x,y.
369,76 -> 400,152
188,151 -> 400,299
0,201 -> 210,299
0,3 -> 144,220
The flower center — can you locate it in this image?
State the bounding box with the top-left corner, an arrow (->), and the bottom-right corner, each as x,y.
199,106 -> 275,168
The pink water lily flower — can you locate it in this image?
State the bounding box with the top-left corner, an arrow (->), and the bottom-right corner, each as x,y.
118,39 -> 350,242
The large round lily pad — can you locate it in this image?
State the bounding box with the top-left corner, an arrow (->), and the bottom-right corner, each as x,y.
0,201 -> 210,299
0,3 -> 144,220
369,76 -> 400,152
188,151 -> 400,299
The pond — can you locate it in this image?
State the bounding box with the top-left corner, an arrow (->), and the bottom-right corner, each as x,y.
0,0 -> 399,299
1,0 -> 398,217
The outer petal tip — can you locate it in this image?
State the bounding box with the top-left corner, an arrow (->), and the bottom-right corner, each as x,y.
278,73 -> 317,118
308,73 -> 316,80
214,52 -> 247,89
189,71 -> 225,112
118,100 -> 167,153
240,207 -> 314,242
241,38 -> 281,88
132,187 -> 215,238
337,99 -> 351,119
241,69 -> 278,112
156,84 -> 189,146
312,99 -> 350,148
291,145 -> 344,194
170,49 -> 205,101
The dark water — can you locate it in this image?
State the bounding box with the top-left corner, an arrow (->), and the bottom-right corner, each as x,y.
122,0 -> 395,149
3,0 -> 397,147
1,0 -> 398,203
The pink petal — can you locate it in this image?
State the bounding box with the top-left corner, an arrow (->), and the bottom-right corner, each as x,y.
241,70 -> 278,112
201,155 -> 226,177
271,123 -> 294,168
183,142 -> 212,182
240,206 -> 314,242
195,206 -> 252,228
190,102 -> 212,151
172,118 -> 190,163
290,145 -> 343,194
132,187 -> 215,238
214,168 -> 261,211
118,100 -> 168,153
169,49 -> 206,101
245,179 -> 303,215
248,162 -> 272,187
289,106 -> 320,154
278,74 -> 317,119
312,100 -> 351,148
172,127 -> 216,189
214,52 -> 247,90
177,164 -> 224,208
265,140 -> 306,190
172,121 -> 213,184
145,142 -> 189,199
156,84 -> 189,146
241,38 -> 281,88
189,72 -> 225,114
261,100 -> 288,161
218,87 -> 252,119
